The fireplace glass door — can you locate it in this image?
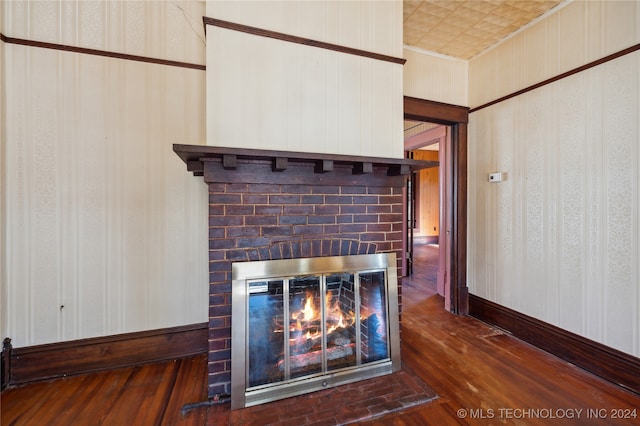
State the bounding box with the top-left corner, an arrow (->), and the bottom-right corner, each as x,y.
232,253 -> 400,409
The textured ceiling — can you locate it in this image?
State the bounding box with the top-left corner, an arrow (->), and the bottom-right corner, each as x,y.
404,0 -> 564,60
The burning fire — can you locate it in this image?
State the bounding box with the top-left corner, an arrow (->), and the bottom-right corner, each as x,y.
326,293 -> 352,334
289,292 -> 354,342
301,296 -> 314,321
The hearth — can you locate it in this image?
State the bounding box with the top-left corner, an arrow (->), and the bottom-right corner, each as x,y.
231,252 -> 400,409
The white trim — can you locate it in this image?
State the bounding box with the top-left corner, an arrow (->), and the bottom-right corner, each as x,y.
403,45 -> 468,63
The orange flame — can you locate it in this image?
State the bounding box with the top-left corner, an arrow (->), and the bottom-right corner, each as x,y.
302,296 -> 315,321
289,291 -> 354,337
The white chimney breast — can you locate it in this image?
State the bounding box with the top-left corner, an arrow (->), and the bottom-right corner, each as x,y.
204,1 -> 404,159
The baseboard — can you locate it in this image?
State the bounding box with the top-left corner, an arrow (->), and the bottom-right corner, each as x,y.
1,338 -> 11,390
6,322 -> 208,386
469,294 -> 640,395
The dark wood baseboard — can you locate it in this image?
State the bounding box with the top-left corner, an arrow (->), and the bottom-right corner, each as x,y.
469,294 -> 640,395
1,338 -> 11,390
6,323 -> 207,386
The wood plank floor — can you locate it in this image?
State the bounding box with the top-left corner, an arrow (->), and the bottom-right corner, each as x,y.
3,244 -> 640,425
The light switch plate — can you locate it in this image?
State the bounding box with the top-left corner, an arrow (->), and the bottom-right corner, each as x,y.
489,172 -> 504,182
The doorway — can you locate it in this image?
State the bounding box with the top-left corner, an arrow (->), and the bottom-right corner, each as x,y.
403,96 -> 469,315
404,121 -> 451,309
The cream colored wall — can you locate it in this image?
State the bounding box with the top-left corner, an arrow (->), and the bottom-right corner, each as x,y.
205,0 -> 405,158
468,0 -> 640,357
469,0 -> 637,107
2,1 -> 209,347
207,0 -> 402,57
1,1 -> 7,346
403,47 -> 468,106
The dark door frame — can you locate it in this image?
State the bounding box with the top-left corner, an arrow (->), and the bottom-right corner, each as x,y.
404,96 -> 469,315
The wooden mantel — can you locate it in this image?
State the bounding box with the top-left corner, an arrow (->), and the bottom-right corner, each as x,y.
173,144 -> 437,180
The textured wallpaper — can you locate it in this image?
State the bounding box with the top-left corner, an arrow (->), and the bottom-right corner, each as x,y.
468,0 -> 640,357
2,1 -> 209,347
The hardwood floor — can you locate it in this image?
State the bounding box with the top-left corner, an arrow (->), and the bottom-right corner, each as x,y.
1,355 -> 209,426
366,245 -> 640,425
3,244 -> 639,425
403,242 -> 440,304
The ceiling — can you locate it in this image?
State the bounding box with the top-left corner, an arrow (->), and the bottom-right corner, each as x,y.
403,0 -> 565,60
403,1 -> 565,147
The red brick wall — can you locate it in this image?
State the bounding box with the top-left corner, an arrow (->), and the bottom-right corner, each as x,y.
205,161 -> 405,397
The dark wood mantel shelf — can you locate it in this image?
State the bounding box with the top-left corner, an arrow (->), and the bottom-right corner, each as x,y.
173,144 -> 437,179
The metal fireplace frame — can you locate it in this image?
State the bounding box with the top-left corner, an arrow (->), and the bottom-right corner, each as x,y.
230,252 -> 401,409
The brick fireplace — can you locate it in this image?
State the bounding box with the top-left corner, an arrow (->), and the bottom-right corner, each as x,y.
173,144 -> 435,398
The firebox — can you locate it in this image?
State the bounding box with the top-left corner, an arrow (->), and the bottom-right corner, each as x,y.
231,252 -> 401,409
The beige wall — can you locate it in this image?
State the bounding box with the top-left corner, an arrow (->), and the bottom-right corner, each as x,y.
403,47 -> 468,107
4,0 -> 638,361
1,1 -> 6,347
468,0 -> 640,357
206,0 -> 405,158
469,0 -> 638,108
1,1 -> 209,347
0,0 -> 407,348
